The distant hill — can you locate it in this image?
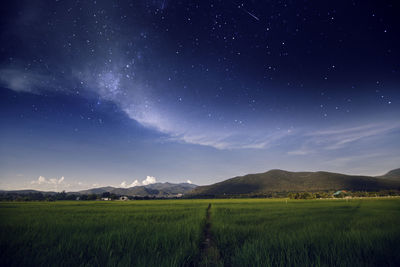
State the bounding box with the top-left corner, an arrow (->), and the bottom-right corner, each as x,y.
78,186 -> 116,195
189,169 -> 400,197
378,168 -> 400,180
0,189 -> 57,195
78,182 -> 197,197
0,183 -> 197,197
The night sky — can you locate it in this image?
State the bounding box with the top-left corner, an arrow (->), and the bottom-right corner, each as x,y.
1,0 -> 399,191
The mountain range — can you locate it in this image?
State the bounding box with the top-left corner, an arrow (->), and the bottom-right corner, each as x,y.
189,168 -> 400,197
0,182 -> 197,197
2,168 -> 399,198
77,182 -> 197,197
378,168 -> 400,180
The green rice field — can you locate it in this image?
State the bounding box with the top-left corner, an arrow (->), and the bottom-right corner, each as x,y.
0,200 -> 208,266
211,198 -> 400,266
0,198 -> 399,266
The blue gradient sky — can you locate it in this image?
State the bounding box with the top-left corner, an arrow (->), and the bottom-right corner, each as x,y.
0,0 -> 399,191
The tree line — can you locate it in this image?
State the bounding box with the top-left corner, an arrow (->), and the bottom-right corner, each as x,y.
0,191 -> 180,201
287,190 -> 400,199
1,190 -> 399,201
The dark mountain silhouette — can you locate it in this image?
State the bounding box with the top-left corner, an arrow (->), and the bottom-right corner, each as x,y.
189,169 -> 400,197
0,189 -> 57,195
78,182 -> 197,197
377,168 -> 400,180
0,183 -> 197,197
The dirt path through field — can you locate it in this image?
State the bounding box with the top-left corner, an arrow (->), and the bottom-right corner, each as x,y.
198,203 -> 222,266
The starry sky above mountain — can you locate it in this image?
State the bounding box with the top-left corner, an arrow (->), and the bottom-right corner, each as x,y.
0,0 -> 399,191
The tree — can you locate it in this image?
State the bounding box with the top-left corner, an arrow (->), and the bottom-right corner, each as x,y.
87,194 -> 97,200
102,192 -> 111,198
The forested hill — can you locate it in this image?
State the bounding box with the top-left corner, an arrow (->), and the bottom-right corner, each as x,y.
189,169 -> 400,197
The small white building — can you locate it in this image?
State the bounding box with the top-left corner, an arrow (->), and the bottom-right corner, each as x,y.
120,196 -> 129,201
101,197 -> 111,201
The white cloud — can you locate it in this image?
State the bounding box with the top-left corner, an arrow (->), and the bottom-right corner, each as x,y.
286,122 -> 400,157
120,180 -> 140,188
166,129 -> 293,150
29,176 -> 69,191
120,176 -> 157,188
307,122 -> 400,150
36,176 -> 46,184
27,176 -> 96,192
287,149 -> 314,156
31,176 -> 65,185
142,176 -> 156,185
186,180 -> 192,184
130,180 -> 141,186
1,176 -> 89,192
